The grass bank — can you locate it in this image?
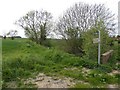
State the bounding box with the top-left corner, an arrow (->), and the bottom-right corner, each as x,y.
2,38 -> 119,88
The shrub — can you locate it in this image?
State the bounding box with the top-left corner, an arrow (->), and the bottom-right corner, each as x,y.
98,64 -> 112,73
82,21 -> 114,61
52,53 -> 63,63
115,74 -> 120,84
73,60 -> 85,67
82,61 -> 98,69
34,64 -> 45,72
42,40 -> 52,47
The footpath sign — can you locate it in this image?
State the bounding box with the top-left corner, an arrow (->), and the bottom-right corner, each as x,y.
93,38 -> 100,43
93,30 -> 101,65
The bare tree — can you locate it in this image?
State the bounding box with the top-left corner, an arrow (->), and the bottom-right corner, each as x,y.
15,10 -> 53,44
55,2 -> 116,55
56,2 -> 116,39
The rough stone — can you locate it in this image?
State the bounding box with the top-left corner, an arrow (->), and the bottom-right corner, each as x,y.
24,73 -> 76,88
102,50 -> 113,64
35,77 -> 44,81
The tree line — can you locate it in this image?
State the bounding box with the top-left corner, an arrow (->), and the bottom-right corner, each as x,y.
15,2 -> 116,58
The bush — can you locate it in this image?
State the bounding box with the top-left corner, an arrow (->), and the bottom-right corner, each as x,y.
75,57 -> 98,69
42,40 -> 52,47
98,64 -> 112,73
86,78 -> 102,85
34,64 -> 45,71
3,54 -> 46,82
63,35 -> 84,56
115,74 -> 120,84
73,60 -> 85,67
52,53 -> 63,63
82,22 -> 114,61
82,60 -> 98,69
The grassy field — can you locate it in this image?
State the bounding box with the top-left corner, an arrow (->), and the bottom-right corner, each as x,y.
2,38 -> 120,88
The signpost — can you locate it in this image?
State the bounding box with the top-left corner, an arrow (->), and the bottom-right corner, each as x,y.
93,38 -> 99,43
98,30 -> 100,65
93,30 -> 101,65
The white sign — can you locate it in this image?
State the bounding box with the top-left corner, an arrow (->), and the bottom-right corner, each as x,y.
93,38 -> 100,43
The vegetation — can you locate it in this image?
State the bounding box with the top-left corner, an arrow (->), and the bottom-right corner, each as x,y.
82,20 -> 115,60
15,10 -> 53,45
56,3 -> 115,55
1,2 -> 119,89
2,38 -> 119,88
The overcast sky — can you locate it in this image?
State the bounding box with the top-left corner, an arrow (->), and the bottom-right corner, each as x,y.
0,0 -> 119,37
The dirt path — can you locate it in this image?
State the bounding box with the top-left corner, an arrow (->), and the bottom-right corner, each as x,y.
5,66 -> 119,88
24,73 -> 76,88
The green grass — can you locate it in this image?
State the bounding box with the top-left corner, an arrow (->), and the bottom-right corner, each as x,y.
2,38 -> 119,88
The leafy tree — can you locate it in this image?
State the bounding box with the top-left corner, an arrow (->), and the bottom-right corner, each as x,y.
82,20 -> 114,61
16,10 -> 53,44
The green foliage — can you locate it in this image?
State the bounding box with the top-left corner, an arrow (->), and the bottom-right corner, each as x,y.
16,10 -> 53,45
2,39 -> 119,88
59,69 -> 85,80
66,37 -> 84,56
115,74 -> 120,84
86,70 -> 118,85
41,40 -> 52,47
97,64 -> 112,73
82,20 -> 114,61
62,28 -> 84,56
82,28 -> 98,60
82,60 -> 98,69
3,39 -> 81,83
